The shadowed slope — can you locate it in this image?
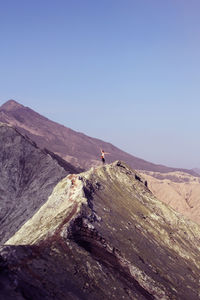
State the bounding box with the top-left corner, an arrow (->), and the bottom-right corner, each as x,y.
1,162 -> 200,299
0,123 -> 79,244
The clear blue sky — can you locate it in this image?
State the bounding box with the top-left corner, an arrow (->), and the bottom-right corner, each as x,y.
0,0 -> 200,169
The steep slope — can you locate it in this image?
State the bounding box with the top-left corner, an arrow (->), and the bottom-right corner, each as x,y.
1,162 -> 200,299
0,100 -> 197,175
140,170 -> 200,225
0,123 -> 79,244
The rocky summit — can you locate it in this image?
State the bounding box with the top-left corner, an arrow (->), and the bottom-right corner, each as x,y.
0,123 -> 79,244
1,161 -> 200,299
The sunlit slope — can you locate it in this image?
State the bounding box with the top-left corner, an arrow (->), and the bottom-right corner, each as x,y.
140,170 -> 200,224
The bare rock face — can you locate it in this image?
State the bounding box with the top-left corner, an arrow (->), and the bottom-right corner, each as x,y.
1,162 -> 200,299
0,123 -> 79,244
0,100 -> 197,176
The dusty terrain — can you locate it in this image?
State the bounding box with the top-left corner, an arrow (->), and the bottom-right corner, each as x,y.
140,170 -> 200,224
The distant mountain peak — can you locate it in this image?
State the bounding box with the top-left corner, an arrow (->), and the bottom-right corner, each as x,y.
0,100 -> 198,177
1,99 -> 24,111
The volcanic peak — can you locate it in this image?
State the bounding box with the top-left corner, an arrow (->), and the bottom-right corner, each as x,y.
1,99 -> 23,111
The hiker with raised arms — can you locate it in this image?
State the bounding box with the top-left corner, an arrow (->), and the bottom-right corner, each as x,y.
100,149 -> 110,164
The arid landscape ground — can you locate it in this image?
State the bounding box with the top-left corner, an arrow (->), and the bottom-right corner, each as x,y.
140,170 -> 200,225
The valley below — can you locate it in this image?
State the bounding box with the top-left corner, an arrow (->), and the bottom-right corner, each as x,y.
140,170 -> 200,225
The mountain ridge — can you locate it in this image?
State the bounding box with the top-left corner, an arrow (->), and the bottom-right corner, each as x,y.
0,100 -> 198,176
1,161 -> 200,299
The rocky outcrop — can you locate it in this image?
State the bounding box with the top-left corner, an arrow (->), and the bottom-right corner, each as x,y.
1,161 -> 200,299
0,123 -> 79,244
0,100 -> 198,176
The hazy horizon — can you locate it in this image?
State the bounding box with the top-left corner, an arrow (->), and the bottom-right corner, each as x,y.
1,1 -> 200,169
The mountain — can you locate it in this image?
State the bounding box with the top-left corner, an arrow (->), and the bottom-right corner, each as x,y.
1,99 -> 200,227
0,100 -> 198,176
0,123 -> 79,244
1,162 -> 200,299
140,170 -> 200,225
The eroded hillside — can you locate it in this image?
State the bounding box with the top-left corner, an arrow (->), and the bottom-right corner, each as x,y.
140,170 -> 200,224
1,162 -> 200,299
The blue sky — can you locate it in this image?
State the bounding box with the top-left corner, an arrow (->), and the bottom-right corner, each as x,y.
0,0 -> 200,169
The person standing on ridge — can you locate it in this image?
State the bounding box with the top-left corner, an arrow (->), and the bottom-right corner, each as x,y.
100,149 -> 110,164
